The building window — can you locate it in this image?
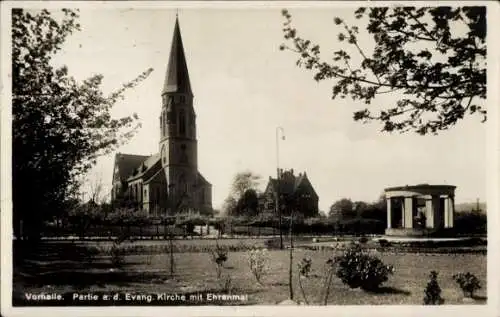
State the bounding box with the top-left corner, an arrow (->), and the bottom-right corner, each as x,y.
180,95 -> 185,103
168,110 -> 175,124
161,145 -> 167,164
139,183 -> 143,202
179,109 -> 186,136
161,112 -> 165,136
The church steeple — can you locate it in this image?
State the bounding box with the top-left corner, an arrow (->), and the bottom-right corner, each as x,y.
163,16 -> 192,95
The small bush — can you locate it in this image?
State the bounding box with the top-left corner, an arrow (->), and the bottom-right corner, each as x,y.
378,239 -> 391,248
264,238 -> 281,250
110,242 -> 125,268
298,257 -> 312,278
334,243 -> 394,291
452,272 -> 481,298
358,236 -> 369,244
248,248 -> 270,284
423,271 -> 444,305
220,274 -> 233,294
210,242 -> 228,278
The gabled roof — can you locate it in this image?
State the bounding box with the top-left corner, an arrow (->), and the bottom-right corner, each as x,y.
197,172 -> 211,186
143,160 -> 166,184
163,17 -> 192,95
114,153 -> 150,181
265,170 -> 317,198
126,153 -> 161,181
294,174 -> 319,198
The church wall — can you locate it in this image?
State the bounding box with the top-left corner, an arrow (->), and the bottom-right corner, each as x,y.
142,184 -> 150,213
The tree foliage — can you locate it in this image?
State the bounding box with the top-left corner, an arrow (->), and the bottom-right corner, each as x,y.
235,188 -> 260,216
280,7 -> 486,135
328,198 -> 355,220
12,9 -> 153,237
230,171 -> 261,199
223,171 -> 261,216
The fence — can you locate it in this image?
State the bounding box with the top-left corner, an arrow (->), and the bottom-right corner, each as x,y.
39,219 -> 387,240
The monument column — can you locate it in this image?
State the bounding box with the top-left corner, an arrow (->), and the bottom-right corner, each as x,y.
425,196 -> 434,228
432,195 -> 441,229
447,196 -> 455,228
404,197 -> 414,229
386,198 -> 392,229
444,196 -> 450,228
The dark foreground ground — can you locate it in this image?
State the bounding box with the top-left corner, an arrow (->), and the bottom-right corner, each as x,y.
12,238 -> 487,306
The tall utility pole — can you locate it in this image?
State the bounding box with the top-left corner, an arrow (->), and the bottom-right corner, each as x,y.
276,127 -> 285,250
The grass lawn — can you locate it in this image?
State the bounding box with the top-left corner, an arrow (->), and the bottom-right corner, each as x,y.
14,244 -> 487,305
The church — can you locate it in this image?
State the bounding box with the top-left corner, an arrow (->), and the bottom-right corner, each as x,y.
111,16 -> 213,216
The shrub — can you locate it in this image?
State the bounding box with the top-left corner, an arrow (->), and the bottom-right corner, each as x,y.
264,238 -> 281,250
452,272 -> 481,298
334,243 -> 394,291
110,242 -> 125,268
298,257 -> 312,278
248,248 -> 270,284
210,241 -> 228,278
378,239 -> 391,248
321,258 -> 337,305
423,271 -> 444,305
297,257 -> 313,305
358,236 -> 369,244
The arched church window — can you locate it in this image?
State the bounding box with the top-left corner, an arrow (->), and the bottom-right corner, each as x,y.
161,111 -> 166,136
167,110 -> 175,124
179,109 -> 186,136
180,95 -> 186,103
161,145 -> 167,164
160,115 -> 163,136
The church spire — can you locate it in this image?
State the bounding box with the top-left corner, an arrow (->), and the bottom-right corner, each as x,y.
163,15 -> 192,95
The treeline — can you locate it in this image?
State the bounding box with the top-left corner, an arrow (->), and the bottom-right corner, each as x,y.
39,196 -> 486,239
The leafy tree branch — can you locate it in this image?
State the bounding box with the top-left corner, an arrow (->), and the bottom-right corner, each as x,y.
280,6 -> 486,135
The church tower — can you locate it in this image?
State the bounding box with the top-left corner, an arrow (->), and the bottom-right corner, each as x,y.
111,15 -> 211,216
159,16 -> 204,213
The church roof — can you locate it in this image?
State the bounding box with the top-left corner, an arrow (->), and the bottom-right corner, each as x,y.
197,172 -> 211,186
114,153 -> 150,181
163,17 -> 192,95
126,153 -> 161,181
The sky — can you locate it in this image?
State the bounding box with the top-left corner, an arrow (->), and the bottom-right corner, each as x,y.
45,5 -> 488,212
